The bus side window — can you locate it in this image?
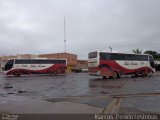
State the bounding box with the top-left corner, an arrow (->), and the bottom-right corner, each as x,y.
100,53 -> 110,60
124,54 -> 132,60
111,53 -> 125,60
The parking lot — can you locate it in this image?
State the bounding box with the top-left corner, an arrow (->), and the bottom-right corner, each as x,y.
0,72 -> 160,114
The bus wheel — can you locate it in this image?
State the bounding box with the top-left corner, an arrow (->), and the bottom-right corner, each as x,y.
144,70 -> 149,76
61,68 -> 66,73
13,71 -> 20,77
53,71 -> 57,76
48,71 -> 54,75
112,71 -> 118,79
118,71 -> 123,78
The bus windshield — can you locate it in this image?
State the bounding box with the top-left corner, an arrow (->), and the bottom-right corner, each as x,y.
88,52 -> 97,58
5,60 -> 14,71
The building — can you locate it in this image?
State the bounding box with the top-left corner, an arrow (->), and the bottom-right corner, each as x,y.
39,53 -> 77,72
17,54 -> 38,59
76,60 -> 88,69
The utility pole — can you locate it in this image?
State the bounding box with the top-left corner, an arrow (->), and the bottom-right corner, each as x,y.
64,16 -> 66,53
109,46 -> 112,52
0,57 -> 2,72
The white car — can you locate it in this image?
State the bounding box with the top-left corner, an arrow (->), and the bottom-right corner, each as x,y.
81,68 -> 88,72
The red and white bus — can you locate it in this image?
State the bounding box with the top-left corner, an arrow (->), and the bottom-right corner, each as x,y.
3,59 -> 67,77
88,50 -> 155,79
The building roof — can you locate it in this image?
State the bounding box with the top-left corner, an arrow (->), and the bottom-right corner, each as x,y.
39,52 -> 77,56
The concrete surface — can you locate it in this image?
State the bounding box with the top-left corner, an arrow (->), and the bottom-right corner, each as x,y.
0,72 -> 160,114
0,95 -> 103,114
119,96 -> 160,114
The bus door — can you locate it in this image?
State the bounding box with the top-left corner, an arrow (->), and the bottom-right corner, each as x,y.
149,56 -> 155,68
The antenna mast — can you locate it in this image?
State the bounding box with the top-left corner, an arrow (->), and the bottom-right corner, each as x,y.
64,16 -> 66,53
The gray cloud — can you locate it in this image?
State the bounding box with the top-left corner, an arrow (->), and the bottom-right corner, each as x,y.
0,0 -> 160,59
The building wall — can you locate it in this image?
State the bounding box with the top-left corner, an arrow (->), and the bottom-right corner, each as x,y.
17,54 -> 38,59
76,60 -> 88,69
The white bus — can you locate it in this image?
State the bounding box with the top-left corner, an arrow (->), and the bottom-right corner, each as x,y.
3,59 -> 67,77
88,51 -> 155,79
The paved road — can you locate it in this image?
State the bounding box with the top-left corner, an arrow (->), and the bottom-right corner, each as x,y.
0,72 -> 160,114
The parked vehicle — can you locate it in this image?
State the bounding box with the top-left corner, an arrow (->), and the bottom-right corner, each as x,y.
81,68 -> 88,72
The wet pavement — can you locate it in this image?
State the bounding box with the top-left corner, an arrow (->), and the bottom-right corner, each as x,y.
0,72 -> 160,114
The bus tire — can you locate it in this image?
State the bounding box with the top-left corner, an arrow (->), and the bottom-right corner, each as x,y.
48,70 -> 54,75
57,69 -> 61,74
61,68 -> 66,73
53,71 -> 57,76
118,71 -> 123,78
144,70 -> 149,76
112,71 -> 118,79
135,73 -> 138,77
13,71 -> 20,77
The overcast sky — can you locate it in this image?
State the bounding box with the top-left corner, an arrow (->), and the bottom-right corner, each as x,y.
0,0 -> 160,59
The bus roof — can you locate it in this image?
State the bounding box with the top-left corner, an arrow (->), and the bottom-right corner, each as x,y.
90,50 -> 153,56
7,58 -> 67,61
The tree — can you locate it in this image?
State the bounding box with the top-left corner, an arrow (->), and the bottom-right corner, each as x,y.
132,48 -> 142,54
144,50 -> 160,60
